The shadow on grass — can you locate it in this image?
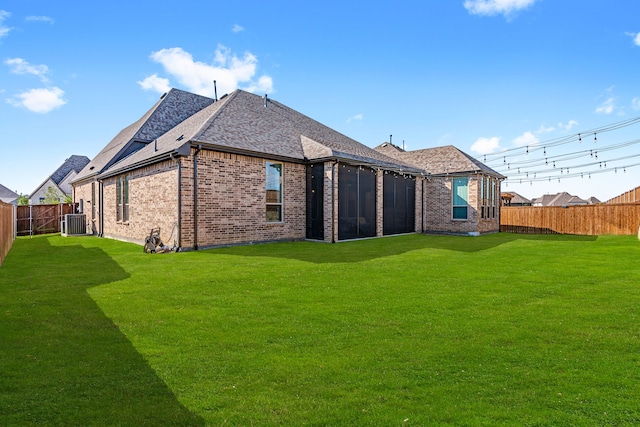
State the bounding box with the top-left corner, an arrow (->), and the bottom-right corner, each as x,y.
0,236 -> 204,426
207,232 -> 599,264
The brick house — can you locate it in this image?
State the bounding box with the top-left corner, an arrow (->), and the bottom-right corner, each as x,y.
374,143 -> 504,235
72,89 -> 501,249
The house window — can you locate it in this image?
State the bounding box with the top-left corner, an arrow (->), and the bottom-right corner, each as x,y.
116,175 -> 129,222
452,177 -> 468,220
266,162 -> 283,222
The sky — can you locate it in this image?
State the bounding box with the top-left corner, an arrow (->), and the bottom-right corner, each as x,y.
1,0 -> 639,202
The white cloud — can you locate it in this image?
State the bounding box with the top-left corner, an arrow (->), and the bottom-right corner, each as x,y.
626,32 -> 640,47
141,45 -> 273,97
243,75 -> 273,94
26,15 -> 55,24
596,97 -> 615,114
0,10 -> 11,38
137,73 -> 171,93
347,113 -> 363,123
632,97 -> 640,111
513,131 -> 539,147
463,0 -> 537,17
536,124 -> 555,134
7,87 -> 66,113
232,24 -> 244,33
559,120 -> 579,132
5,58 -> 50,83
471,136 -> 501,154
595,87 -> 617,114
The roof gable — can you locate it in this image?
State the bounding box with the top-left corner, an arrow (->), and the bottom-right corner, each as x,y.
74,89 -> 215,182
50,155 -> 90,184
502,191 -> 531,204
0,183 -> 19,204
374,143 -> 504,178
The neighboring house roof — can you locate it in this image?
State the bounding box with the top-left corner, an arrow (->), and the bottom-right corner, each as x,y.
96,89 -> 424,179
0,183 -> 19,205
30,155 -> 90,198
587,196 -> 601,204
502,191 -> 531,205
374,142 -> 504,178
532,192 -> 588,207
73,88 -> 216,183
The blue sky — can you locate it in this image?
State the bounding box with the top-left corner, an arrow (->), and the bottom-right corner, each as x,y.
1,0 -> 639,202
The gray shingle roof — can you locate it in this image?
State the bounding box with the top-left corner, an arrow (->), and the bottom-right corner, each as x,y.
29,155 -> 90,198
375,143 -> 504,178
73,89 -> 215,183
0,183 -> 19,204
50,155 -> 90,185
532,192 -> 588,206
501,191 -> 531,205
99,89 -> 424,178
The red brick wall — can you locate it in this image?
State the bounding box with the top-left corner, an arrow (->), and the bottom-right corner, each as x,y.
322,162 -> 336,243
73,180 -> 97,234
424,175 -> 499,234
180,149 -> 306,249
102,160 -> 180,246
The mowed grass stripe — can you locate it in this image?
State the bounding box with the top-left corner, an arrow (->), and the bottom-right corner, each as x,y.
1,233 -> 639,425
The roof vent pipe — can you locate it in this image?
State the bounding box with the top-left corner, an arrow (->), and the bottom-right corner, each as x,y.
213,80 -> 218,101
390,134 -> 392,145
264,94 -> 268,108
154,139 -> 158,152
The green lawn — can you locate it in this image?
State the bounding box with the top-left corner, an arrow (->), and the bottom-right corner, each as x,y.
1,233 -> 639,426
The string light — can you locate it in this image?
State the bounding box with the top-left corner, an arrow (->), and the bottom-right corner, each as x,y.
477,116 -> 640,188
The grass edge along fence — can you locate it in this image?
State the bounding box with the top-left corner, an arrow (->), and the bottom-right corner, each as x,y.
501,203 -> 640,235
0,200 -> 15,266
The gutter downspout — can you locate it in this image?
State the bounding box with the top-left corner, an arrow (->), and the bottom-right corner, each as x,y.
331,161 -> 338,243
176,155 -> 182,250
193,145 -> 202,250
422,176 -> 425,233
99,179 -> 104,237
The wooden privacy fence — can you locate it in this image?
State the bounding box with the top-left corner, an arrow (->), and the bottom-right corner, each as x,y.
0,200 -> 14,266
607,186 -> 640,204
16,203 -> 77,236
500,204 -> 640,235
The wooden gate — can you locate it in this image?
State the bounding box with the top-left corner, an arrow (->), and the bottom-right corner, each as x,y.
16,204 -> 78,236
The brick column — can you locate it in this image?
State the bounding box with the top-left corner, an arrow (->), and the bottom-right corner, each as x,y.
376,169 -> 384,237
